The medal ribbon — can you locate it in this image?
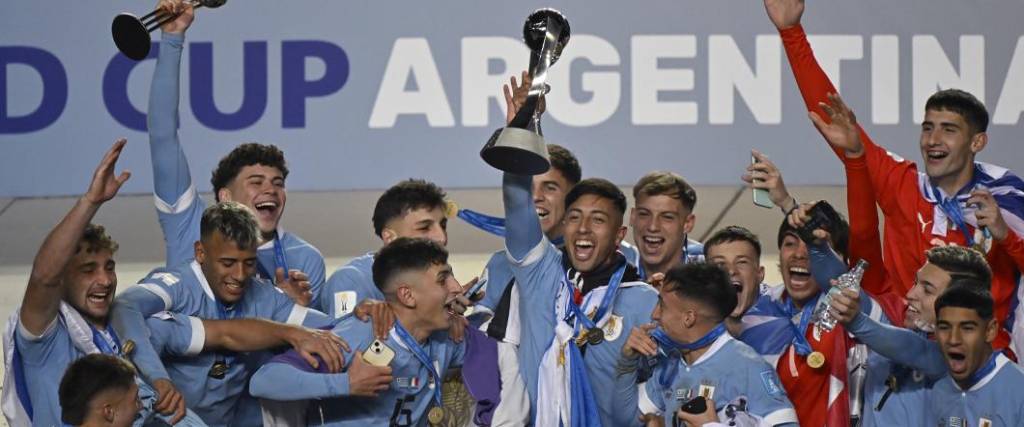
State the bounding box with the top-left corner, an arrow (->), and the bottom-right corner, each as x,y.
89,324 -> 123,356
784,296 -> 816,356
964,351 -> 1001,390
255,232 -> 290,282
393,320 -> 442,405
649,324 -> 727,389
562,263 -> 626,335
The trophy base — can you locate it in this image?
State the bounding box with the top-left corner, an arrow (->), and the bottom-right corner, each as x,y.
481,127 -> 551,175
112,13 -> 153,60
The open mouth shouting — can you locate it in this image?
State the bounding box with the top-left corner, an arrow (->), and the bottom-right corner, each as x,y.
787,266 -> 811,289
535,207 -> 550,220
945,349 -> 969,376
640,235 -> 666,254
925,149 -> 949,165
573,239 -> 596,263
252,200 -> 280,225
731,280 -> 743,294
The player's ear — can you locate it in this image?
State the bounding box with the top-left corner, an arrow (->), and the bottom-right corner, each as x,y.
217,187 -> 232,203
395,284 -> 415,308
381,228 -> 397,245
194,240 -> 206,263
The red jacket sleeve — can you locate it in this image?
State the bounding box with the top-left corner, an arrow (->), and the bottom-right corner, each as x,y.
780,24 -> 922,241
843,154 -> 890,296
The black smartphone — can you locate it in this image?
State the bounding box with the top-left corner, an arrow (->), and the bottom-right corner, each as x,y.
797,201 -> 840,244
679,396 -> 707,414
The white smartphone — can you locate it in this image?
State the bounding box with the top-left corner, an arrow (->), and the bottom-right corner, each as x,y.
752,155 -> 775,209
362,339 -> 395,367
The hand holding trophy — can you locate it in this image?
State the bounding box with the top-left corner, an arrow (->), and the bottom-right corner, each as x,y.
481,8 -> 571,175
112,0 -> 227,60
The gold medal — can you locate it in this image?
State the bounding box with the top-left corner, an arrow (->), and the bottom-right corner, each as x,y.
208,361 -> 229,379
807,351 -> 826,369
121,339 -> 135,357
428,406 -> 445,425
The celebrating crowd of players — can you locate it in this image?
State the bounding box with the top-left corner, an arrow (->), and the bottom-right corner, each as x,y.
5,0 -> 1024,426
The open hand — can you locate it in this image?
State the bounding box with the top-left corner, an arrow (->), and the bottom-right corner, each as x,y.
84,139 -> 131,205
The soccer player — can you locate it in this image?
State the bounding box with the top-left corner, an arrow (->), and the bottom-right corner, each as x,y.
614,263 -> 797,426
703,226 -> 767,336
1,140 -> 206,426
59,354 -> 142,427
249,238 -> 468,426
146,0 -> 321,308
738,214 -> 853,427
928,284 -> 1024,425
502,156 -> 659,426
763,0 -> 1024,355
111,201 -> 338,425
624,171 -> 704,281
825,245 -> 994,426
319,179 -> 449,320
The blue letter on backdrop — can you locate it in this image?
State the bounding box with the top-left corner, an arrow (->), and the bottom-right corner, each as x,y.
103,44 -> 157,132
190,41 -> 268,130
0,47 -> 67,134
281,40 -> 349,128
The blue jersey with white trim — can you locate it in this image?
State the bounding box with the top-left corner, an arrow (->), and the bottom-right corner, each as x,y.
926,353 -> 1024,427
633,334 -> 798,427
147,31 -> 326,309
250,316 -> 465,426
114,260 -> 332,426
508,238 -> 659,426
319,253 -> 381,319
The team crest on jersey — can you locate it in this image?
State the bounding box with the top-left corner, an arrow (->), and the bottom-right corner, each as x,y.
979,417 -> 992,427
333,291 -> 357,318
151,272 -> 179,286
698,381 -> 715,400
602,315 -> 624,341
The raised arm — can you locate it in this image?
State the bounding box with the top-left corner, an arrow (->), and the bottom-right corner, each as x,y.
147,1 -> 203,267
20,139 -> 131,335
147,0 -> 194,203
503,172 -> 544,259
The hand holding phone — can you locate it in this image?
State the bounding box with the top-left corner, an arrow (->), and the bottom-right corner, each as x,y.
751,156 -> 775,209
362,339 -> 395,367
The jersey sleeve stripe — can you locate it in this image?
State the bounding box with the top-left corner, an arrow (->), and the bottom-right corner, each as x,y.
286,305 -> 309,325
137,284 -> 173,310
504,237 -> 549,267
763,408 -> 799,426
154,184 -> 197,214
185,316 -> 206,356
637,381 -> 661,416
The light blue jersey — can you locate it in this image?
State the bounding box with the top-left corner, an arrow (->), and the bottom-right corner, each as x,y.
927,352 -> 1024,426
619,334 -> 798,427
12,307 -> 204,427
250,316 -> 465,426
476,250 -> 521,345
619,239 -> 705,280
509,237 -> 659,425
147,32 -> 326,309
319,253 -> 380,319
112,260 -> 333,426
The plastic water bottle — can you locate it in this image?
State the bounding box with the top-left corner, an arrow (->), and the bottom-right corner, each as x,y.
812,259 -> 869,331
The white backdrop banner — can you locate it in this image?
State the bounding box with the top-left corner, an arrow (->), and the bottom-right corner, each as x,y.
2,1 -> 1022,196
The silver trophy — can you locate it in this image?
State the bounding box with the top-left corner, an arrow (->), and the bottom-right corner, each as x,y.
481,8 -> 571,175
112,0 -> 227,61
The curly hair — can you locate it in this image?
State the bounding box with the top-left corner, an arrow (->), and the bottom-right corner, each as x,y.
211,143 -> 289,201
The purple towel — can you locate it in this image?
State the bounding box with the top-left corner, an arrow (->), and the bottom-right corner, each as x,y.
270,349 -> 331,373
462,327 -> 501,426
